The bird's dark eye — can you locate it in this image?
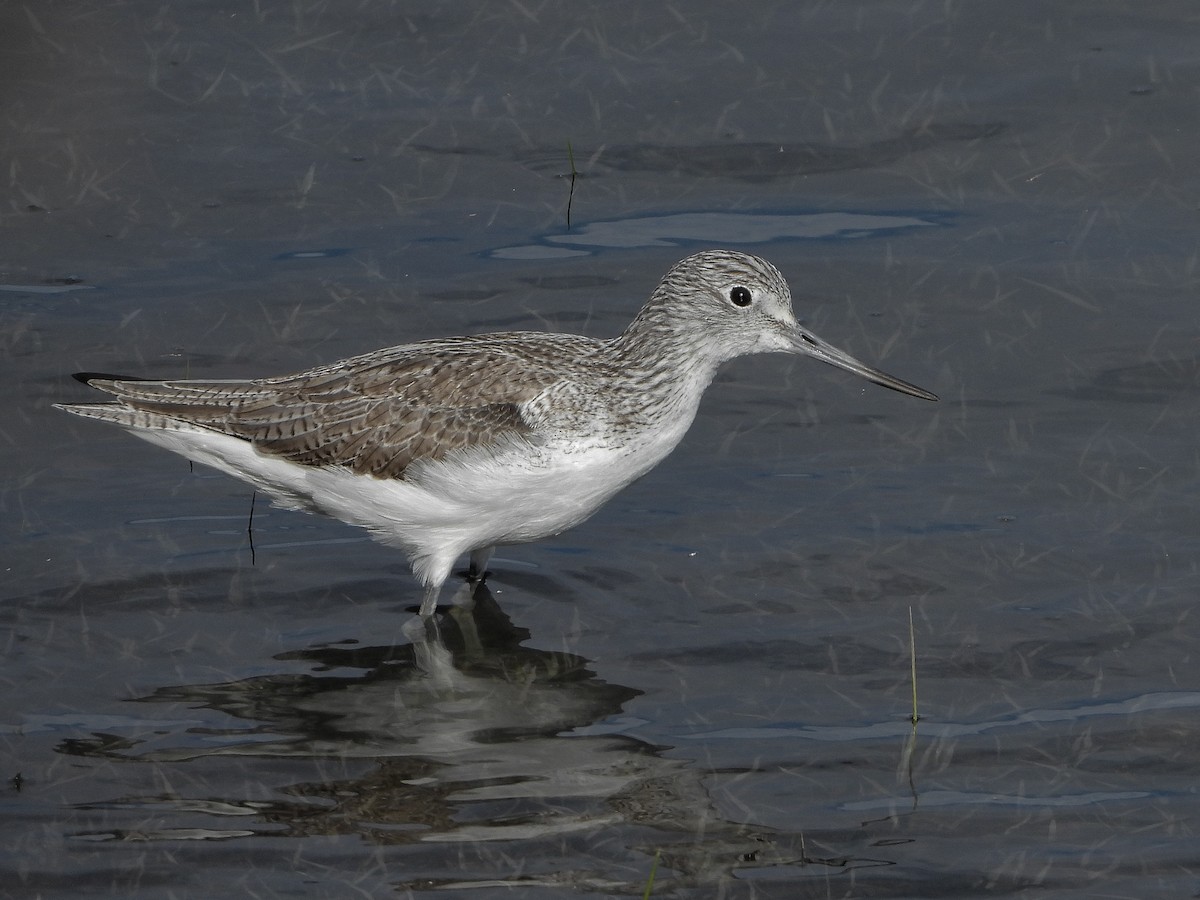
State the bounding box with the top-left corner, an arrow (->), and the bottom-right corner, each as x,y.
729,286 -> 752,307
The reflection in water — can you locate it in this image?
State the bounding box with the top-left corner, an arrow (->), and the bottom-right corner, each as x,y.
54,582 -> 890,892
490,209 -> 945,259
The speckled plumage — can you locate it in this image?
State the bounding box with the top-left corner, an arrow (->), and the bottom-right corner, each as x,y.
57,250 -> 937,618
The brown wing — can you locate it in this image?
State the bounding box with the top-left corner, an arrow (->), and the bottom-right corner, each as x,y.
82,333 -> 600,479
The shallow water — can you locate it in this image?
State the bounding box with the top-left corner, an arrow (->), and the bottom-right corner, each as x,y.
5,1 -> 1200,897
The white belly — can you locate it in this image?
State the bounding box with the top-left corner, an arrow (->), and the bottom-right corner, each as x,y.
126,414 -> 690,569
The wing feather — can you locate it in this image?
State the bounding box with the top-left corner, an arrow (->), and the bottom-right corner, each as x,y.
72,333 -> 602,479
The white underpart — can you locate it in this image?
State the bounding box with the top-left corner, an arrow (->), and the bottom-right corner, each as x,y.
122,407 -> 695,595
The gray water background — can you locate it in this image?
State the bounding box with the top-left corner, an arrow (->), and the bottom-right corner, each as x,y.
4,1 -> 1200,897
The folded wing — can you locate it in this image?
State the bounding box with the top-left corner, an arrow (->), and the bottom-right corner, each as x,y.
62,334 -> 597,480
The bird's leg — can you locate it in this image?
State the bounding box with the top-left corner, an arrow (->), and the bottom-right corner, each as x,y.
415,554 -> 458,618
418,581 -> 442,618
467,546 -> 495,583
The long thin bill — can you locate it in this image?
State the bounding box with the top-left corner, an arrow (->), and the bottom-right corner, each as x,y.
791,329 -> 939,402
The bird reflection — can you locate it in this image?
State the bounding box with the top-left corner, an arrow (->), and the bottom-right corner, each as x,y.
56,579 -> 889,890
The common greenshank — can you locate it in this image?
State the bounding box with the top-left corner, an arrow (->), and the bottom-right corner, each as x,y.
57,250 -> 937,617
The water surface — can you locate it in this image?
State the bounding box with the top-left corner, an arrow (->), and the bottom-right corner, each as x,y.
4,1 -> 1200,896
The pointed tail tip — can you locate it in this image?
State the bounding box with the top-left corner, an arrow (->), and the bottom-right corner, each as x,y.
72,371 -> 110,386
72,371 -> 149,387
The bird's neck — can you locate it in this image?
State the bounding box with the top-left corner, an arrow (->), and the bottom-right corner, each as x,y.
602,307 -> 726,423
613,306 -> 721,367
